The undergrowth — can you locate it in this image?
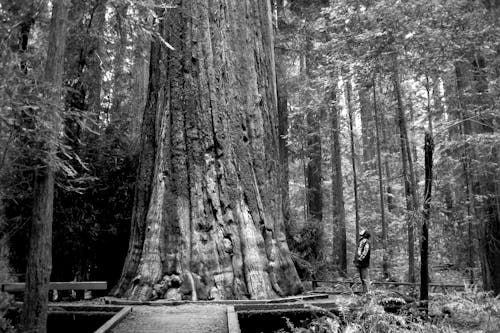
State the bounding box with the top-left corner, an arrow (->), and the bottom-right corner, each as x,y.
0,292 -> 16,333
276,289 -> 500,333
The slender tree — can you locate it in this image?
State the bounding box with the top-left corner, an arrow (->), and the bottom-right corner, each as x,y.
345,77 -> 360,242
392,63 -> 418,283
330,81 -> 346,275
421,132 -> 434,308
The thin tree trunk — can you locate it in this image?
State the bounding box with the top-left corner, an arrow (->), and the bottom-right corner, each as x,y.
330,83 -> 346,275
456,63 -> 476,284
420,132 -> 433,308
392,63 -> 417,283
381,111 -> 395,213
345,77 -> 360,243
373,77 -> 388,278
359,83 -> 375,169
21,1 -> 69,332
425,75 -> 434,136
306,111 -> 323,224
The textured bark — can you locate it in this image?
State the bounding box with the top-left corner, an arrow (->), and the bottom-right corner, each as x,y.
358,83 -> 375,169
130,7 -> 151,140
114,0 -> 302,301
373,78 -> 388,278
345,78 -> 360,242
21,1 -> 68,332
110,3 -> 128,123
85,0 -> 107,118
276,4 -> 291,241
306,111 -> 323,223
392,64 -> 418,283
455,43 -> 500,293
330,85 -> 346,275
111,29 -> 160,297
65,0 -> 107,139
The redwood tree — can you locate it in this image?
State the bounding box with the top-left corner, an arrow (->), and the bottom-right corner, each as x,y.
21,0 -> 69,332
113,0 -> 302,301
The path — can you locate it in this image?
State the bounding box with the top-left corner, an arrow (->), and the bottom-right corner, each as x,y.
109,304 -> 228,333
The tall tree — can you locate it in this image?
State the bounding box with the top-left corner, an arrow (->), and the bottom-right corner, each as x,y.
373,77 -> 389,278
421,132 -> 434,308
330,82 -> 346,275
477,0 -> 500,295
345,76 -> 360,242
275,0 -> 291,241
392,62 -> 418,283
113,0 -> 302,301
21,0 -> 69,332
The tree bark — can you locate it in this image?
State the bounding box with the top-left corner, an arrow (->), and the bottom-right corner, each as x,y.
113,0 -> 302,301
110,3 -> 128,123
345,77 -> 360,243
358,83 -> 375,169
275,3 -> 291,242
392,63 -> 417,283
330,82 -> 346,275
130,6 -> 151,139
306,111 -> 323,224
21,1 -> 69,332
111,22 -> 161,297
373,77 -> 388,278
420,132 -> 433,307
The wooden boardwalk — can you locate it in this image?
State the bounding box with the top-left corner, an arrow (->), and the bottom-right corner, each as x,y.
109,304 -> 228,333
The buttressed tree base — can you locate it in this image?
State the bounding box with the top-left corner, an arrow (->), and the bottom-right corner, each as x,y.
112,0 -> 302,301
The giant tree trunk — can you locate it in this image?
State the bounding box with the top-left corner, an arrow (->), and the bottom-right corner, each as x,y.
330,84 -> 346,275
113,0 -> 302,301
392,63 -> 418,283
21,1 -> 68,332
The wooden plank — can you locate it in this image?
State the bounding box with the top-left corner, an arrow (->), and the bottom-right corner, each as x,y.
1,281 -> 107,292
226,306 -> 241,333
105,293 -> 329,306
94,306 -> 132,333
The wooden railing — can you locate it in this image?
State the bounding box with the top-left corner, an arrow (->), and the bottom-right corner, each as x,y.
309,279 -> 476,292
0,281 -> 107,293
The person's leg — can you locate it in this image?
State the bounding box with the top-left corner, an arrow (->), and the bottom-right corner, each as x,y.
360,267 -> 370,293
365,268 -> 370,292
359,267 -> 366,292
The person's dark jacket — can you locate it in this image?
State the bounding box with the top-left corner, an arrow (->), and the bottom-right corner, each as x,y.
356,236 -> 371,268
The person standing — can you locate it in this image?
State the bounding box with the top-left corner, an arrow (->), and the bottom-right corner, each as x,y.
355,229 -> 371,293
